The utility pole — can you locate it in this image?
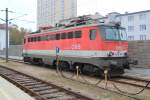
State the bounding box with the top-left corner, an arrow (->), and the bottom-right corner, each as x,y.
0,8 -> 29,62
5,8 -> 9,62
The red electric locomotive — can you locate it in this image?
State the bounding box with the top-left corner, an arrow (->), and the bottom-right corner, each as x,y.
23,15 -> 130,77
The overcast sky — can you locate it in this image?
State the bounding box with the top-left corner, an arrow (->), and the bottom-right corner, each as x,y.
0,0 -> 150,31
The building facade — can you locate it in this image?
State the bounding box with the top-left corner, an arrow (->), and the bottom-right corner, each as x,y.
37,0 -> 77,28
101,10 -> 150,41
118,10 -> 150,41
0,24 -> 9,50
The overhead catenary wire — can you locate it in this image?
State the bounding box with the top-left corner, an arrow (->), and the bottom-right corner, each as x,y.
0,9 -> 33,24
12,19 -> 35,23
9,14 -> 28,21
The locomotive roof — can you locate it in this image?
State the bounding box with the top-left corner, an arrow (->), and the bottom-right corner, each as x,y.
26,23 -> 98,37
26,23 -> 121,37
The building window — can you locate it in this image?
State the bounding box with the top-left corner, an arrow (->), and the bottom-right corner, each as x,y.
128,16 -> 134,22
128,36 -> 134,40
140,35 -> 147,40
139,14 -> 146,20
139,24 -> 146,31
128,26 -> 134,32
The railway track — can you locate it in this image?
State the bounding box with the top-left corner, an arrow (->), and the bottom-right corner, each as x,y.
109,76 -> 150,95
1,57 -> 150,96
0,65 -> 93,100
111,76 -> 150,89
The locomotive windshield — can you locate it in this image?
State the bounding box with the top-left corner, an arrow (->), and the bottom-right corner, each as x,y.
100,26 -> 127,41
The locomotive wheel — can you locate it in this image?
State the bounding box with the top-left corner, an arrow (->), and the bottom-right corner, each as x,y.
80,64 -> 103,85
82,64 -> 102,76
59,61 -> 75,79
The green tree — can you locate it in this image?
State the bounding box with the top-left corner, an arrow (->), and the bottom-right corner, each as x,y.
9,26 -> 30,45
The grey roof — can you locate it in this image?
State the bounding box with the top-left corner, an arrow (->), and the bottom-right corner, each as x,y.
98,10 -> 150,19
117,10 -> 150,16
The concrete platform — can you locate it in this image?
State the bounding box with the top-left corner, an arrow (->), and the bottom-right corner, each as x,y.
0,76 -> 34,100
124,67 -> 150,80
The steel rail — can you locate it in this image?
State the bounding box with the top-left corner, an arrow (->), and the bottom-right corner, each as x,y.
110,76 -> 150,90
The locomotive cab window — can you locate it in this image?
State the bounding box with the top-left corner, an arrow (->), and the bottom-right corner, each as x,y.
100,26 -> 127,41
89,29 -> 96,40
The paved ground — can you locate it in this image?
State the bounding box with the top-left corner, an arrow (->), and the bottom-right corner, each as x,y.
0,76 -> 34,100
124,67 -> 150,80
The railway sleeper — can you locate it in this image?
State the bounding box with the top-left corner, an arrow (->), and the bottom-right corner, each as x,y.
7,75 -> 25,79
1,73 -> 17,76
54,95 -> 76,100
19,81 -> 37,85
32,87 -> 53,92
11,78 -> 31,81
43,92 -> 67,99
15,79 -> 34,82
37,89 -> 59,95
39,90 -> 59,95
41,89 -> 60,95
10,76 -> 30,79
45,96 -> 57,100
21,82 -> 42,86
28,84 -> 48,89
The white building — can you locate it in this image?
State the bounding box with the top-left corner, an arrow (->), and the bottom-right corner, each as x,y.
37,0 -> 77,28
0,24 -> 9,50
101,10 -> 150,41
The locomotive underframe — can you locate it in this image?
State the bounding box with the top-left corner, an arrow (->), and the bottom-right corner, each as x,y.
23,53 -> 129,76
